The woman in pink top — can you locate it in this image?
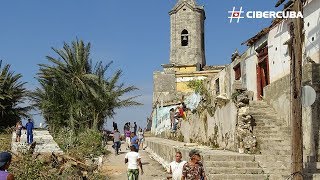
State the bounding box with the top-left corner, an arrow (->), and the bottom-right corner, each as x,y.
125,130 -> 131,150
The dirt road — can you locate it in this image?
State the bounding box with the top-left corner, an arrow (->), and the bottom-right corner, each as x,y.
101,141 -> 168,180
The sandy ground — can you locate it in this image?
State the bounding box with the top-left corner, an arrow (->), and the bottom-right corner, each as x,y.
101,141 -> 168,180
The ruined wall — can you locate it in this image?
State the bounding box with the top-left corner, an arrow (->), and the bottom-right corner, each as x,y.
264,64 -> 320,160
153,72 -> 176,105
180,102 -> 238,151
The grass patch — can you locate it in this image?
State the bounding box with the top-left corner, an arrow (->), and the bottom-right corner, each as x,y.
54,128 -> 109,160
0,128 -> 13,151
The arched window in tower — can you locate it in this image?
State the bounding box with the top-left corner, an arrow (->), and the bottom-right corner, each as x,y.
181,29 -> 189,46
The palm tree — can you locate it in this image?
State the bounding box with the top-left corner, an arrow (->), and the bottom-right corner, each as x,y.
0,61 -> 30,127
31,39 -> 141,132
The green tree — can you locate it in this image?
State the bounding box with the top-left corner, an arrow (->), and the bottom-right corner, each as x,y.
0,61 -> 30,127
31,39 -> 141,132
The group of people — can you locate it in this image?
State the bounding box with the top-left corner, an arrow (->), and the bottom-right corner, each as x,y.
123,122 -> 144,151
112,121 -> 145,156
15,119 -> 34,144
168,150 -> 206,180
170,103 -> 187,132
124,148 -> 206,180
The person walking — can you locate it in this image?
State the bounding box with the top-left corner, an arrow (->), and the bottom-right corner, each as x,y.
124,123 -> 128,133
137,128 -> 144,150
125,146 -> 143,180
167,151 -> 186,180
113,129 -> 121,155
125,129 -> 131,150
25,119 -> 34,144
113,122 -> 118,131
181,149 -> 207,180
133,122 -> 137,135
169,108 -> 175,130
0,152 -> 14,180
130,132 -> 139,152
15,121 -> 23,142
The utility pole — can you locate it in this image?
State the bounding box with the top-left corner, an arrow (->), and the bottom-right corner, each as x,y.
290,0 -> 304,179
276,0 -> 304,179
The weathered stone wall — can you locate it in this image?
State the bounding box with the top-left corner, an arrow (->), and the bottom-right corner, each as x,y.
153,72 -> 176,105
180,102 -> 238,151
264,64 -> 320,160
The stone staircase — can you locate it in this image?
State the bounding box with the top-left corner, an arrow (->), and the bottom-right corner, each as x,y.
146,137 -> 270,180
203,154 -> 268,180
249,101 -> 291,156
249,101 -> 320,180
249,101 -> 293,179
146,100 -> 320,180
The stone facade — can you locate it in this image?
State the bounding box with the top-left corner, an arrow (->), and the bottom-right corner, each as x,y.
169,0 -> 206,67
152,0 -> 223,107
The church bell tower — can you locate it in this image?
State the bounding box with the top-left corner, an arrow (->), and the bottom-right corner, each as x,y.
169,0 -> 206,68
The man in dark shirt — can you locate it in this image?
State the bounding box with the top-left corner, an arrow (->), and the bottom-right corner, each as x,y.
113,121 -> 118,131
133,122 -> 137,135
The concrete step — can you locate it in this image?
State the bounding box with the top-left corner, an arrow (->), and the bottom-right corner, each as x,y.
249,110 -> 278,119
255,134 -> 291,139
260,150 -> 291,155
208,174 -> 269,180
253,126 -> 279,131
206,167 -> 264,174
259,143 -> 290,148
249,102 -> 272,108
259,146 -> 291,152
259,147 -> 291,153
259,138 -> 290,143
249,102 -> 270,106
254,129 -> 289,135
204,161 -> 259,168
253,120 -> 280,126
254,131 -> 284,136
255,155 -> 291,162
203,154 -> 255,162
249,108 -> 276,114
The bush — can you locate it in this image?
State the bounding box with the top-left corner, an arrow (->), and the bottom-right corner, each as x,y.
10,155 -> 59,180
54,128 -> 108,160
10,154 -> 106,180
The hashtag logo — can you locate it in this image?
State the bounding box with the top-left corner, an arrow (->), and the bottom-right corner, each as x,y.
228,7 -> 244,23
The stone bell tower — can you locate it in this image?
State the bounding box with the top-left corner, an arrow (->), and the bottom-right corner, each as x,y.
169,0 -> 206,68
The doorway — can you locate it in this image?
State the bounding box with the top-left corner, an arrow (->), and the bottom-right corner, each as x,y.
256,46 -> 270,100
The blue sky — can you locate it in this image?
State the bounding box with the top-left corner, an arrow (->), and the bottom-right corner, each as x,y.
0,0 -> 283,131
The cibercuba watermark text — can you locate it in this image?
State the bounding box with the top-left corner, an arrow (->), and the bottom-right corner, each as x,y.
228,7 -> 303,23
